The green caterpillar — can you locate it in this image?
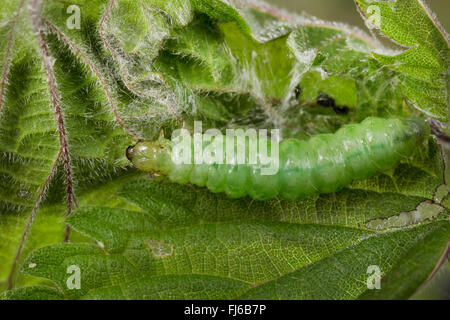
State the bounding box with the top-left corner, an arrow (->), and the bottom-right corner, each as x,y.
126,117 -> 428,201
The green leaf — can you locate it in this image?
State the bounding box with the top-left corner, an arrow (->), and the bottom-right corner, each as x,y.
9,138 -> 449,299
0,208 -> 90,291
359,220 -> 450,300
355,0 -> 450,120
0,0 -> 448,300
0,285 -> 63,300
240,221 -> 449,299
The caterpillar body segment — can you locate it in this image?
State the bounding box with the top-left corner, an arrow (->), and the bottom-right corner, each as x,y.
126,117 -> 428,201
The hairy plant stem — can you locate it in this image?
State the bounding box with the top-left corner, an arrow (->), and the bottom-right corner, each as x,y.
7,151 -> 62,290
7,0 -> 79,289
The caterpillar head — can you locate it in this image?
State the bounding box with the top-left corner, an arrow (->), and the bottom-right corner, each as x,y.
126,139 -> 172,174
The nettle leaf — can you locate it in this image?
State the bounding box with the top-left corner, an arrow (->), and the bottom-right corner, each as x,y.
288,25 -> 408,121
3,142 -> 449,299
0,0 -> 449,299
0,285 -> 63,300
5,163 -> 450,299
285,24 -> 404,138
355,0 -> 450,121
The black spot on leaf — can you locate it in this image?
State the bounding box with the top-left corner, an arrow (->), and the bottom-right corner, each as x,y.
317,92 -> 336,107
333,106 -> 350,115
294,85 -> 302,99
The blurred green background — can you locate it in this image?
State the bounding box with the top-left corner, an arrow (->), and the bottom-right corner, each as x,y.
266,0 -> 450,300
267,0 -> 449,32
